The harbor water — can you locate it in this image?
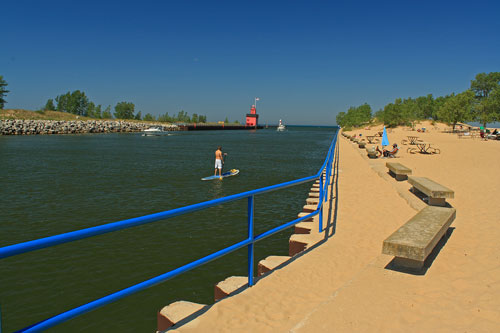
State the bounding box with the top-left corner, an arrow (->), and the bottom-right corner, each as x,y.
0,126 -> 336,332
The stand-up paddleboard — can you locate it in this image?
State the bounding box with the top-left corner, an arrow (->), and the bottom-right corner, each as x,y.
202,169 -> 239,181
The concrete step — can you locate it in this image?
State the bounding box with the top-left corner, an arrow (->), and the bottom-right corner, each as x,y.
306,197 -> 319,205
309,192 -> 320,198
289,233 -> 324,256
302,204 -> 317,213
257,255 -> 291,276
294,221 -> 317,234
157,301 -> 207,332
297,212 -> 317,222
214,276 -> 248,302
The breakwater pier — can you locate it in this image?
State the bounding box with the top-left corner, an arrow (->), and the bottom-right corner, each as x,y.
0,119 -> 179,135
178,123 -> 263,130
0,119 -> 263,135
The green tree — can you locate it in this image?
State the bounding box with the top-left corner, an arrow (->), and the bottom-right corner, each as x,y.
87,102 -> 96,118
436,90 -> 475,132
471,72 -> 500,128
143,113 -> 156,121
224,117 -> 229,123
102,105 -> 112,119
199,115 -> 207,123
356,103 -> 372,124
114,101 -> 135,119
176,110 -> 190,122
416,94 -> 435,119
336,112 -> 346,127
91,104 -> 102,119
158,112 -> 172,122
0,75 -> 9,109
55,90 -> 90,116
191,113 -> 198,123
376,98 -> 405,127
134,111 -> 142,120
44,98 -> 56,111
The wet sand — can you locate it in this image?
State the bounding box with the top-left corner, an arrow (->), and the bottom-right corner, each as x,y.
172,122 -> 500,332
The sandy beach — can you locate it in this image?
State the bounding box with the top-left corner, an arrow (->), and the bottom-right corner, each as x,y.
170,122 -> 500,332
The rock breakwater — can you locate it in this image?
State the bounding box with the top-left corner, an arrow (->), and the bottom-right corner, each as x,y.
0,119 -> 179,135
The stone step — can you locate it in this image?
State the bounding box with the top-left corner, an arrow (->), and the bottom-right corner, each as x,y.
306,197 -> 319,205
295,221 -> 317,234
310,187 -> 319,193
214,276 -> 248,302
308,192 -> 320,198
289,233 -> 324,256
257,255 -> 291,276
302,204 -> 317,213
297,212 -> 317,222
157,301 -> 207,331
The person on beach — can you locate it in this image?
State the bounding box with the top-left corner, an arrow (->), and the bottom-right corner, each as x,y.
376,143 -> 399,158
214,146 -> 224,179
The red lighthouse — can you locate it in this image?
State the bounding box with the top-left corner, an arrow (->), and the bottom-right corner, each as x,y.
245,105 -> 259,127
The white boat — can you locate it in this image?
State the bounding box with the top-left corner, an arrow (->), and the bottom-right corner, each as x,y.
142,127 -> 169,136
277,119 -> 286,132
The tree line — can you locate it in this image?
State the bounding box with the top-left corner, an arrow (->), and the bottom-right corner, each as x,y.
44,91 -> 208,123
336,72 -> 500,131
0,80 -> 209,123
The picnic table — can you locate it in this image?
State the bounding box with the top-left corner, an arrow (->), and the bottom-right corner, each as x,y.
407,141 -> 440,154
366,135 -> 377,144
407,136 -> 420,144
401,135 -> 421,145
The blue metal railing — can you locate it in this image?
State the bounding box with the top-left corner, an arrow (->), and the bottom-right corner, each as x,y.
1,129 -> 339,332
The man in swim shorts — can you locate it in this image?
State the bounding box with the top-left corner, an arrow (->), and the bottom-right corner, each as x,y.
214,146 -> 224,179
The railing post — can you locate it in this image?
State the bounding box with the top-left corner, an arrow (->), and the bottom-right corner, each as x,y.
247,195 -> 255,287
319,176 -> 323,232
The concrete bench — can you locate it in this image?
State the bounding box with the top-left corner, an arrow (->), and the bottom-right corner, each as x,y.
386,162 -> 412,181
382,206 -> 456,270
407,176 -> 454,206
366,146 -> 378,159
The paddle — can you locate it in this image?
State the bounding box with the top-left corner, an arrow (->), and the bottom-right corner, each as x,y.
222,153 -> 228,172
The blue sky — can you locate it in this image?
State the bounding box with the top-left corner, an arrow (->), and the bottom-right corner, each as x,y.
2,0 -> 499,125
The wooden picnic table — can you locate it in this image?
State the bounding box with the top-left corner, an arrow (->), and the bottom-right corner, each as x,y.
407,136 -> 421,145
415,142 -> 432,153
366,135 -> 377,143
407,141 -> 440,154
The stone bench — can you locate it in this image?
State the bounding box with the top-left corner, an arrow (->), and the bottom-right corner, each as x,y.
407,176 -> 454,206
382,206 -> 456,271
386,162 -> 412,181
366,146 -> 378,159
358,142 -> 366,148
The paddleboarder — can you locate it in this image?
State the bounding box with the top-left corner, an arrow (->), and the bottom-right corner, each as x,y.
214,146 -> 224,179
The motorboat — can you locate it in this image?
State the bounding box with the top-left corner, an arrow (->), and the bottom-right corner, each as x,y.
277,119 -> 286,132
142,127 -> 169,136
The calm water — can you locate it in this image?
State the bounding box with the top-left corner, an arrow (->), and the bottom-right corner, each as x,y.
0,127 -> 336,332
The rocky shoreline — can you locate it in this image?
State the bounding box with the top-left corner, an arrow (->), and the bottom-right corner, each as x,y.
0,119 -> 179,135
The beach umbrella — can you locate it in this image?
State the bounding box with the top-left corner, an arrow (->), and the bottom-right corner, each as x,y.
381,126 -> 389,147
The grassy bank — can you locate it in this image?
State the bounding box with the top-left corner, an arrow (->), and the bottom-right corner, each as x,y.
1,109 -> 95,121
